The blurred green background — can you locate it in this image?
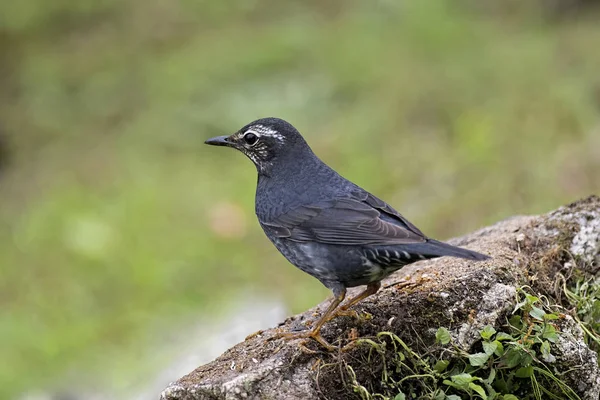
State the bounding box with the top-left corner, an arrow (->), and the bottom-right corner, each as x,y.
1,0 -> 599,398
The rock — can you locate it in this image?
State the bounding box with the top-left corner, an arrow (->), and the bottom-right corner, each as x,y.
554,315 -> 600,399
160,196 -> 600,400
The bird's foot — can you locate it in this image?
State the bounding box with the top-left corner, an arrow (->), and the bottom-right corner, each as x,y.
396,280 -> 419,291
334,308 -> 372,321
385,273 -> 432,291
271,329 -> 337,351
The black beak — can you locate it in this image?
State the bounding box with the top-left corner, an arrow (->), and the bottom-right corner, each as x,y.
205,135 -> 233,147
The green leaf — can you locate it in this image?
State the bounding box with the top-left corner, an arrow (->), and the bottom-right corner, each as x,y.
451,372 -> 475,388
469,352 -> 490,366
502,395 -> 519,400
494,340 -> 505,356
503,348 -> 523,368
542,324 -> 559,343
446,396 -> 462,400
397,351 -> 406,362
521,351 -> 533,366
483,340 -> 498,355
508,315 -> 522,329
469,382 -> 487,399
484,367 -> 496,384
540,341 -> 556,363
496,332 -> 513,341
434,390 -> 446,400
591,299 -> 600,316
525,294 -> 540,304
512,300 -> 527,314
443,380 -> 462,391
434,359 -> 450,373
494,378 -> 509,393
394,392 -> 406,400
480,325 -> 497,340
544,312 -> 560,320
529,306 -> 546,320
540,340 -> 550,356
436,327 -> 451,345
515,365 -> 534,378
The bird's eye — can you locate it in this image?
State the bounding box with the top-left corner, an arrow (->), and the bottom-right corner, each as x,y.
243,132 -> 258,145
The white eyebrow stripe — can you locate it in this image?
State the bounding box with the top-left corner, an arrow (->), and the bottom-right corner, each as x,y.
248,125 -> 285,142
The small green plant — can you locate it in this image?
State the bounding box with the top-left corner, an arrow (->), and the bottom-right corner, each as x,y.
563,276 -> 600,355
344,288 -> 582,400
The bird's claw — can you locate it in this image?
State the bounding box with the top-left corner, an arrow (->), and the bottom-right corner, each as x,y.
271,330 -> 337,351
334,308 -> 372,321
385,273 -> 432,292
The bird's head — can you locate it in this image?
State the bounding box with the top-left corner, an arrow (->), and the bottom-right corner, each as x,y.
205,117 -> 311,176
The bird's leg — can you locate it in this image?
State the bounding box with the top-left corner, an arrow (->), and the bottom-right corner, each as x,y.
273,287 -> 346,351
335,281 -> 381,317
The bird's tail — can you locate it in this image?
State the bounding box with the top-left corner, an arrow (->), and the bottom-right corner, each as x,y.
403,239 -> 490,261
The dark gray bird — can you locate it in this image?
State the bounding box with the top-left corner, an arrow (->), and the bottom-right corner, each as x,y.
205,117 -> 489,349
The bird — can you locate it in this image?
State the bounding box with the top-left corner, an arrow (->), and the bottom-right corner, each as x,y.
205,117 -> 490,349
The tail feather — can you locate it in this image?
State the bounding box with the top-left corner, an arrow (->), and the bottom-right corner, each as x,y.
403,239 -> 490,261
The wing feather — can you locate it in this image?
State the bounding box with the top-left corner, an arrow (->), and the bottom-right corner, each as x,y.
261,191 -> 427,246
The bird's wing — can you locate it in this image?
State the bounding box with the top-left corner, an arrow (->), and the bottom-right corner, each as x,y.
353,190 -> 427,238
262,191 -> 427,246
